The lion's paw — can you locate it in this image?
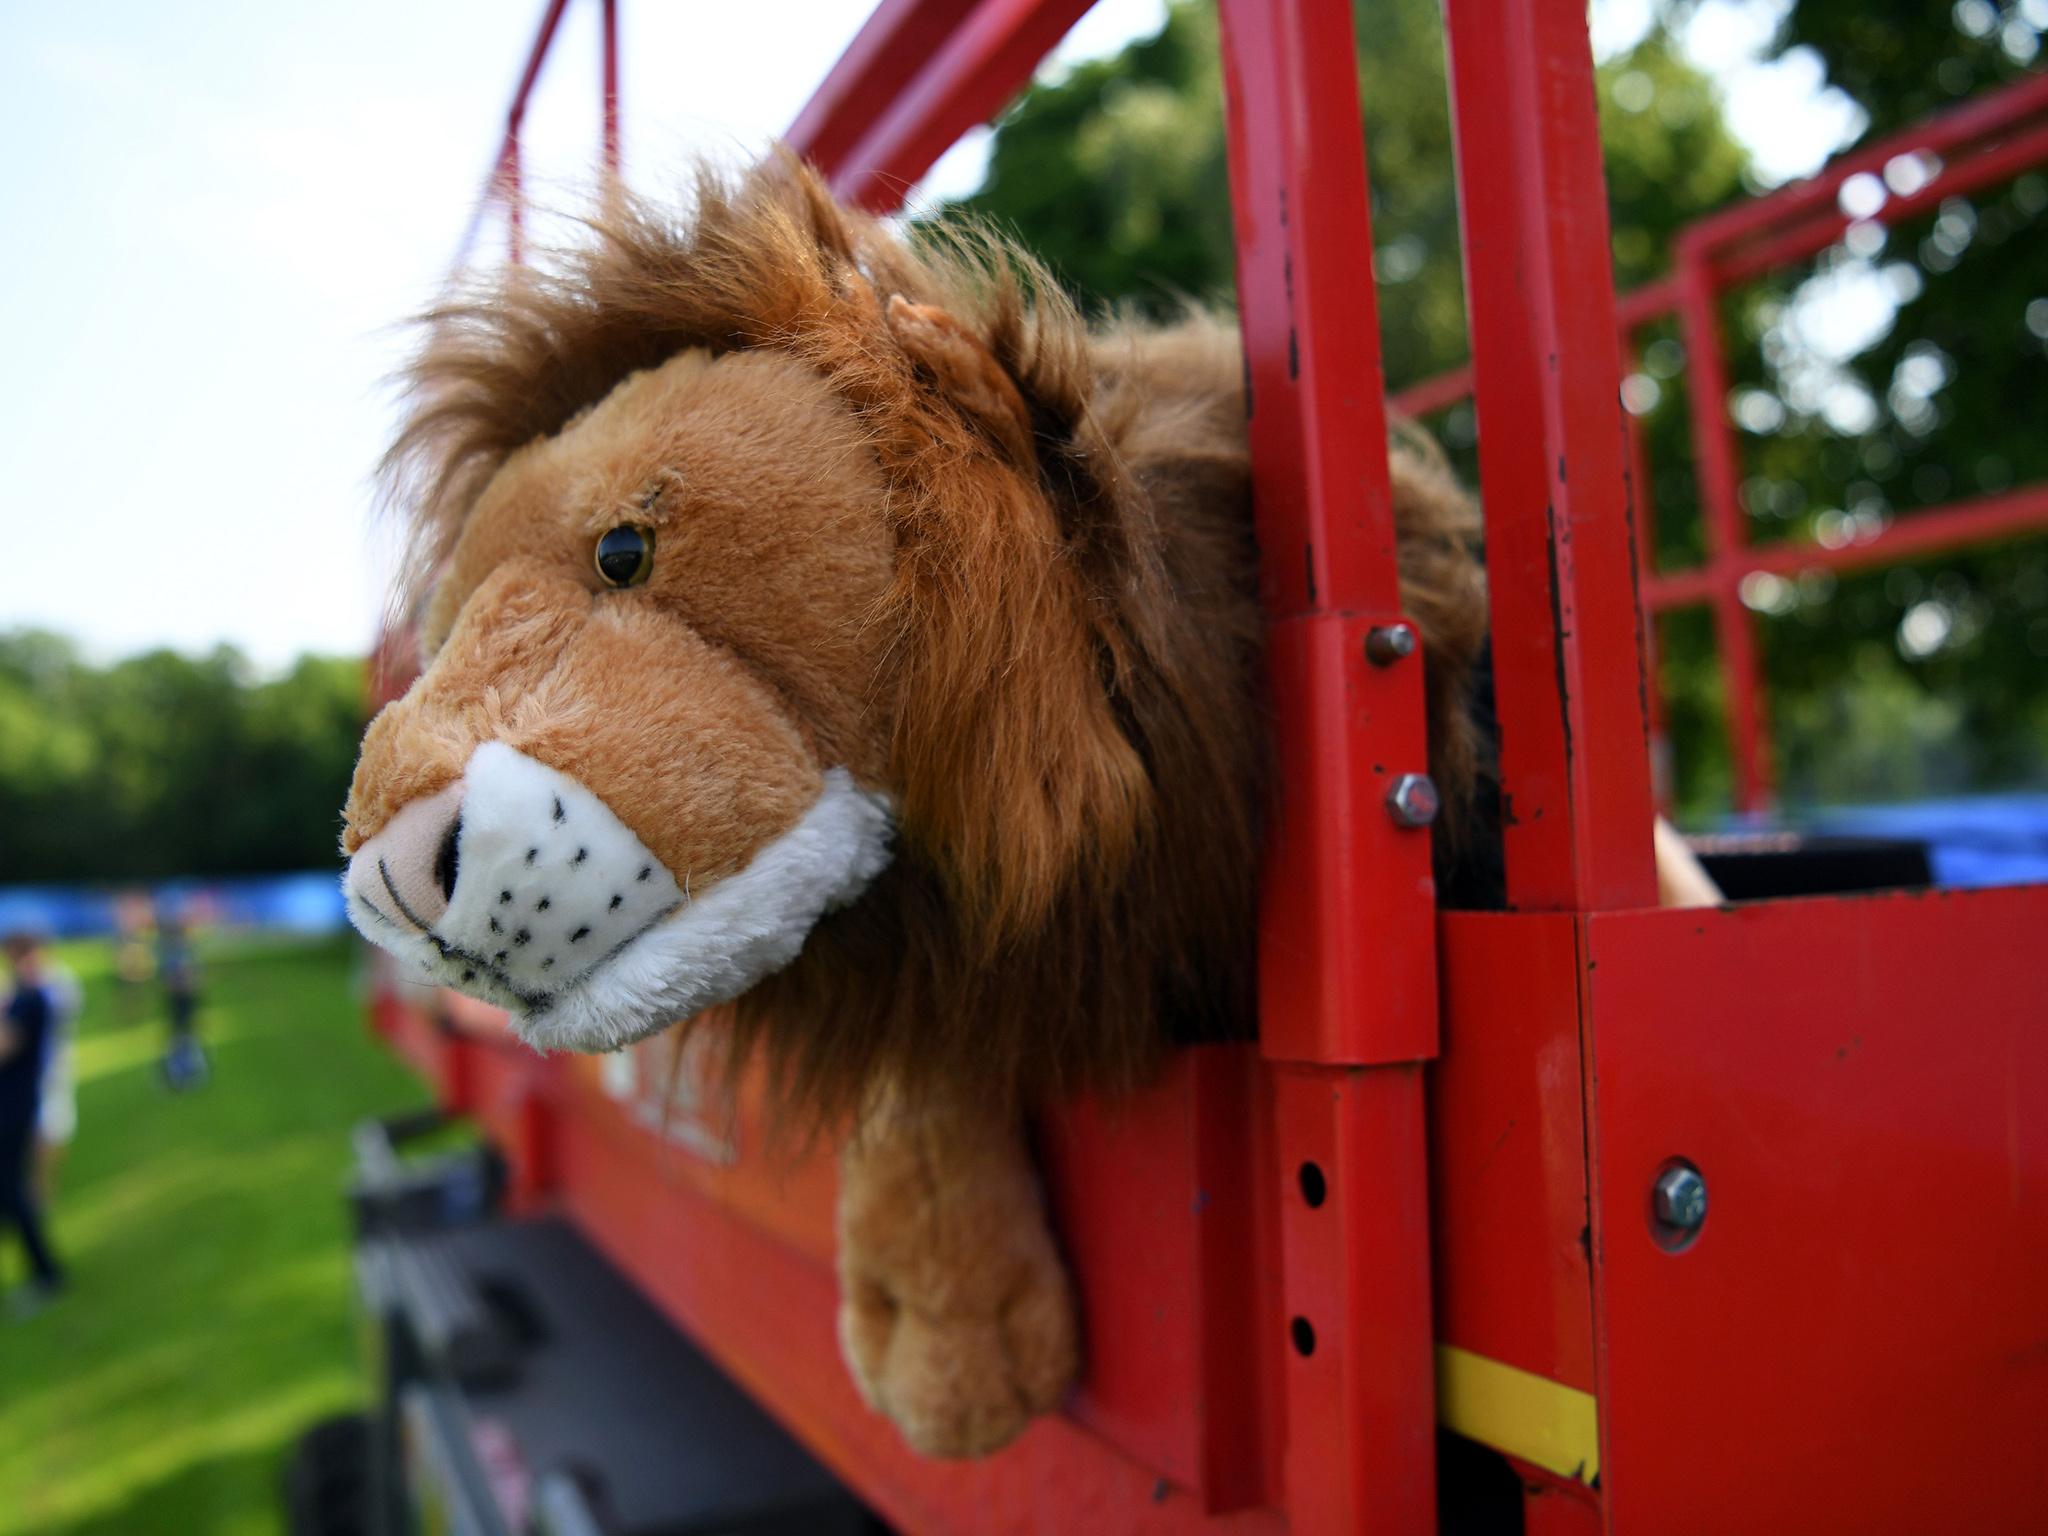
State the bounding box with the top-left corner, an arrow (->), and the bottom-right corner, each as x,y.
839,1248 -> 1078,1459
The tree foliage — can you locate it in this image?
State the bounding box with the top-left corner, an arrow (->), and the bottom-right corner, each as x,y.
0,631 -> 363,883
946,0 -> 2046,813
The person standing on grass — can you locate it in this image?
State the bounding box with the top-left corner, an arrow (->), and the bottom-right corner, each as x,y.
35,955 -> 82,1203
0,932 -> 66,1310
156,905 -> 206,1090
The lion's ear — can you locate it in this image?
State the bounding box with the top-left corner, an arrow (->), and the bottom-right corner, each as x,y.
885,295 -> 1037,466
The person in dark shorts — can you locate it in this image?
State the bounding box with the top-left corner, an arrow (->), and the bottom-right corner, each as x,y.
156,907 -> 207,1090
1,932 -> 66,1309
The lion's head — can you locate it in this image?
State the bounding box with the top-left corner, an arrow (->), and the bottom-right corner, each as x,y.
343,163 -> 1209,1104
344,160 -> 1487,1116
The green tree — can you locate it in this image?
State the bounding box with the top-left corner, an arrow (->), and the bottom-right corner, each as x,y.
955,3 -> 1743,390
946,0 -> 2047,813
1670,0 -> 2048,805
0,631 -> 366,884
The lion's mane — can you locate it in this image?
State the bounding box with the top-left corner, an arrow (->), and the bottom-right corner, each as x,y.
382,159 -> 1488,1120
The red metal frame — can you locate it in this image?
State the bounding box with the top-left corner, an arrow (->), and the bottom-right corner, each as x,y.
369,4 -> 2048,1533
1395,68 -> 2048,814
454,0 -> 622,270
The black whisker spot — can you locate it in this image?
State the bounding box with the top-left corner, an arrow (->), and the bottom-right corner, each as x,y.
636,865 -> 651,882
541,957 -> 555,970
572,847 -> 588,866
488,917 -> 502,934
552,797 -> 565,824
513,928 -> 531,946
524,848 -> 538,866
570,926 -> 591,943
608,894 -> 622,910
500,890 -> 513,904
493,950 -> 508,963
536,897 -> 551,911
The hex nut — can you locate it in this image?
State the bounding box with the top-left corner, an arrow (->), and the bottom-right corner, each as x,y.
1653,1164 -> 1708,1234
1386,773 -> 1440,828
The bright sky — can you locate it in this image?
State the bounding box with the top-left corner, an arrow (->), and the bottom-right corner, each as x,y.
0,0 -> 1853,672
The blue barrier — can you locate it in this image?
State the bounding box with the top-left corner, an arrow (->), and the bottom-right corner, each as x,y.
3,798 -> 2043,941
0,871 -> 347,940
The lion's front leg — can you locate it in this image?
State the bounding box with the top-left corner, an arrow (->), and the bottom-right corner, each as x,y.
836,1087 -> 1079,1458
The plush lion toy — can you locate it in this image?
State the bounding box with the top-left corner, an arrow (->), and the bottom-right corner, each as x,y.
342,160 -> 1713,1459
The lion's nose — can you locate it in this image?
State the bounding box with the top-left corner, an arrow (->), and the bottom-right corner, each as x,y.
343,742 -> 687,1004
346,781 -> 465,930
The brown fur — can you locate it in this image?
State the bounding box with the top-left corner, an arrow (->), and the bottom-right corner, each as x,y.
374,159 -> 1490,1121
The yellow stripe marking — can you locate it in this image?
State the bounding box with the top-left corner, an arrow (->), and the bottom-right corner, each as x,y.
1436,1344 -> 1600,1484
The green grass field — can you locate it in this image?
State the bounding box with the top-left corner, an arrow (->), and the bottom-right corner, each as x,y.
0,934 -> 428,1536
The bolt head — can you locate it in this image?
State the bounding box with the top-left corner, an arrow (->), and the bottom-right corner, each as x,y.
1365,623 -> 1418,665
1385,773 -> 1440,828
1653,1164 -> 1708,1233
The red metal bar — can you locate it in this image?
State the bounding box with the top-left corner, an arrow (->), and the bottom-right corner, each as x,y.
1390,280 -> 1680,421
601,0 -> 620,176
1708,113 -> 2048,288
453,0 -> 594,268
809,0 -> 1098,212
1683,68 -> 2048,255
1269,1066 -> 1436,1535
1642,484 -> 2048,611
1622,342 -> 1675,810
502,142 -> 526,266
1443,0 -> 1658,911
500,0 -> 573,265
1217,0 -> 1436,1060
1388,363 -> 1473,421
1614,276 -> 1679,331
1676,247 -> 1775,810
786,0 -> 984,176
1212,0 -> 1441,1528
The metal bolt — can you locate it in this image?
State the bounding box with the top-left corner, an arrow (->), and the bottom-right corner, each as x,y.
1652,1164 -> 1708,1234
1385,773 -> 1440,828
1365,623 -> 1417,666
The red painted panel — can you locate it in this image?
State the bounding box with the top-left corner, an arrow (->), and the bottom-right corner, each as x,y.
547,1054 -> 1293,1535
1037,1048 -> 1270,1510
1584,887 -> 2048,1533
1431,913 -> 1595,1392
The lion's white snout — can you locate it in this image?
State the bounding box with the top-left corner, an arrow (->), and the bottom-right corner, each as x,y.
343,743 -> 895,1052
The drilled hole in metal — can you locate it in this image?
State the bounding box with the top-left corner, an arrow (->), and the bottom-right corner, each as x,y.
1298,1161 -> 1327,1209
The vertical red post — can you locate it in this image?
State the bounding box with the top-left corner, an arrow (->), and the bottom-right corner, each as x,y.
1622,340 -> 1676,811
1675,240 -> 1776,811
1443,0 -> 1659,911
501,141 -> 526,266
600,0 -> 621,177
1217,0 -> 1439,1529
501,0 -> 574,266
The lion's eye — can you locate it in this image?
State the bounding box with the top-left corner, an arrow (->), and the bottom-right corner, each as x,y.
593,525 -> 654,587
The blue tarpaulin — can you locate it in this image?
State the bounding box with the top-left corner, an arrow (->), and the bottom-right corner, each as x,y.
0,871 -> 346,940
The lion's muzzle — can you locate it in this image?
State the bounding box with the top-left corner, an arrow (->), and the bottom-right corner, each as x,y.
345,741 -> 688,1016
344,742 -> 895,1052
